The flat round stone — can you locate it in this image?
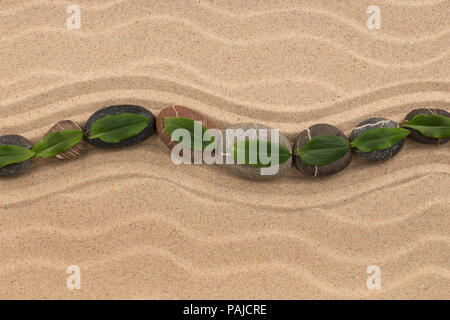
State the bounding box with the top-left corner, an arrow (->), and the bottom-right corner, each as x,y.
45,120 -> 86,159
293,123 -> 352,177
404,108 -> 450,144
0,135 -> 33,177
156,105 -> 217,161
84,105 -> 156,148
223,123 -> 292,180
349,117 -> 405,161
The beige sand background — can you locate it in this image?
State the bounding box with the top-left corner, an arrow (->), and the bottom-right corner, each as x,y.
0,0 -> 449,299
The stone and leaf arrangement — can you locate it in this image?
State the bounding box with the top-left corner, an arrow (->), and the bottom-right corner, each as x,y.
0,104 -> 449,179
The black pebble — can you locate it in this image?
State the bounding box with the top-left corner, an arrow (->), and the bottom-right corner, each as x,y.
84,105 -> 156,148
349,117 -> 405,161
404,108 -> 450,144
0,135 -> 33,177
293,123 -> 352,177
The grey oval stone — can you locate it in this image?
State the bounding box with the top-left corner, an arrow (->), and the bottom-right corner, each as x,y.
0,135 -> 33,177
223,123 -> 292,180
404,108 -> 450,144
293,123 -> 352,177
84,105 -> 156,148
349,117 -> 405,161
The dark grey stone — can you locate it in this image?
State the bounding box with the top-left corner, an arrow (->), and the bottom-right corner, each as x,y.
293,124 -> 352,177
404,108 -> 449,144
349,117 -> 405,161
84,105 -> 156,148
0,135 -> 33,177
223,123 -> 292,180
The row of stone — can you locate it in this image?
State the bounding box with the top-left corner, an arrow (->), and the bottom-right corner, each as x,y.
157,106 -> 449,179
0,105 -> 448,178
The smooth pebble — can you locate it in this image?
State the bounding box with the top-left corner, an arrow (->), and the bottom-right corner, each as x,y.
293,124 -> 352,177
349,117 -> 405,161
223,123 -> 292,180
84,105 -> 156,148
404,108 -> 450,144
0,135 -> 33,177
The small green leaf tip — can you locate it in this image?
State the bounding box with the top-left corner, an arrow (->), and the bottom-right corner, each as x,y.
230,140 -> 291,167
351,127 -> 410,153
32,129 -> 84,159
0,145 -> 35,168
163,117 -> 215,151
403,114 -> 450,139
89,113 -> 150,143
296,135 -> 350,166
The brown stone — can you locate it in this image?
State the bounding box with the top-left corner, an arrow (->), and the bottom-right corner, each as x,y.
293,123 -> 352,177
46,120 -> 86,159
156,105 -> 216,159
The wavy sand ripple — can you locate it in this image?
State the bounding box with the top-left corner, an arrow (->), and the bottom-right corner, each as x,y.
0,0 -> 449,299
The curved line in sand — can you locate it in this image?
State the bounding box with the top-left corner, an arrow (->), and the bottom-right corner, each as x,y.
3,194 -> 448,230
0,69 -> 346,96
0,74 -> 449,118
1,167 -> 448,211
2,0 -> 449,44
385,0 -> 448,6
0,253 -> 447,298
2,21 -> 448,68
2,57 -> 449,91
2,213 -> 448,264
198,1 -> 450,43
11,147 -> 450,183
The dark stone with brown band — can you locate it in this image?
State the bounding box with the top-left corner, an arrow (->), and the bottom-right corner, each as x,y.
349,118 -> 405,161
404,108 -> 449,144
293,124 -> 352,177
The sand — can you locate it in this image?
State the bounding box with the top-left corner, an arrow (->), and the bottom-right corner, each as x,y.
0,0 -> 449,299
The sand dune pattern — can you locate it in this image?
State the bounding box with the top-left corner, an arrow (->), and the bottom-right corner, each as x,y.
0,0 -> 449,299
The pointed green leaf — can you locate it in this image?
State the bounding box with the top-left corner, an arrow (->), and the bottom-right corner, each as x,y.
296,135 -> 350,166
89,113 -> 150,143
403,114 -> 450,139
0,145 -> 35,168
351,127 -> 410,153
230,140 -> 291,167
163,117 -> 215,151
32,129 -> 84,158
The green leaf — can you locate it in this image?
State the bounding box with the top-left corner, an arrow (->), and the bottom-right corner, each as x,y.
89,113 -> 150,143
0,145 -> 35,168
230,140 -> 291,167
296,135 -> 350,166
351,127 -> 410,153
32,129 -> 84,158
163,117 -> 215,151
403,114 -> 450,139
